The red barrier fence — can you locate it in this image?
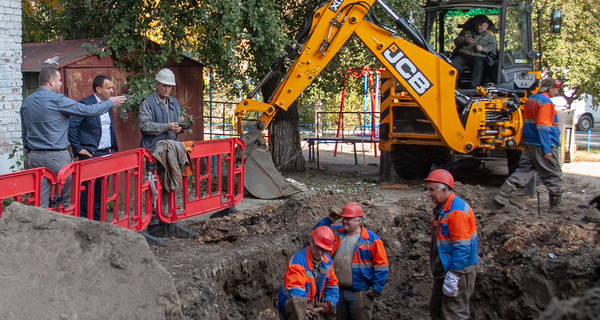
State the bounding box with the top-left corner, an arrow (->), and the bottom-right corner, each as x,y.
54,148 -> 155,232
0,139 -> 245,232
160,138 -> 245,223
0,167 -> 57,217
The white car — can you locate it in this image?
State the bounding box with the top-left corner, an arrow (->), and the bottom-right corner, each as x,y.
551,94 -> 600,131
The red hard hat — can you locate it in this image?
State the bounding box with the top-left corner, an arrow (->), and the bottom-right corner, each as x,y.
424,169 -> 455,190
341,202 -> 363,218
312,226 -> 335,251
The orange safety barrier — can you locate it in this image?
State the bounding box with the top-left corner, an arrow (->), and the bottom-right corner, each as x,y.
0,138 -> 245,234
54,148 -> 155,232
159,138 -> 245,223
0,167 -> 57,217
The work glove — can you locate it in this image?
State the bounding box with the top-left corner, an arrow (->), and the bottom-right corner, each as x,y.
442,271 -> 460,297
316,301 -> 333,314
328,208 -> 341,221
366,287 -> 380,299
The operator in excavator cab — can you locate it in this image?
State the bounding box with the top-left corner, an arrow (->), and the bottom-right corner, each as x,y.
452,15 -> 498,89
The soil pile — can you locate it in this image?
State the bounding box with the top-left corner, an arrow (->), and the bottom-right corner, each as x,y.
537,286 -> 600,320
0,202 -> 182,320
154,163 -> 600,319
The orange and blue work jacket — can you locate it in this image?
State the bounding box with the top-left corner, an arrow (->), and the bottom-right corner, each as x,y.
432,193 -> 478,272
277,246 -> 339,318
316,218 -> 389,294
522,92 -> 561,154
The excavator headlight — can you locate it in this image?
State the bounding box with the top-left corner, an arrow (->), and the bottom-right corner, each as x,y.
506,139 -> 517,148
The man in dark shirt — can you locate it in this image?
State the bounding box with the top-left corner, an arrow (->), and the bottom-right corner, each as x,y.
68,75 -> 119,219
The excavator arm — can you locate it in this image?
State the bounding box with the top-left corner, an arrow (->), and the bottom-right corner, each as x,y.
236,0 -> 446,129
236,0 -> 530,198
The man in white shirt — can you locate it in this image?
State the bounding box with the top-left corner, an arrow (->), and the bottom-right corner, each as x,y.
68,75 -> 119,220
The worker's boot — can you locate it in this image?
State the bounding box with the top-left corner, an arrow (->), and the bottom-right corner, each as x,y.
499,181 -> 516,198
494,181 -> 516,207
549,193 -> 563,211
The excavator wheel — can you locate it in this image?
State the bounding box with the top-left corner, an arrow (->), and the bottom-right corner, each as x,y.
391,145 -> 453,179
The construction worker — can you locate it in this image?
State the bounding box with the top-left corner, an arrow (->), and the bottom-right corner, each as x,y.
278,226 -> 339,320
139,68 -> 182,153
316,202 -> 389,320
139,68 -> 181,230
424,169 -> 478,320
495,77 -> 564,210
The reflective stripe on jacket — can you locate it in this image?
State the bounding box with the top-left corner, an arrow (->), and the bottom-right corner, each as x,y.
522,92 -> 560,154
315,217 -> 389,294
277,246 -> 339,317
431,193 -> 478,272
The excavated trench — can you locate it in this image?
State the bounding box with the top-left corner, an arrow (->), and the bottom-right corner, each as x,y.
0,150 -> 597,319
153,177 -> 600,320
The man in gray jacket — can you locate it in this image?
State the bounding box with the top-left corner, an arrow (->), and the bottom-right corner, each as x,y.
452,15 -> 498,89
139,68 -> 182,229
139,68 -> 182,153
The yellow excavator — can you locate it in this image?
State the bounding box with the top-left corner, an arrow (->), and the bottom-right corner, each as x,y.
235,0 -> 562,199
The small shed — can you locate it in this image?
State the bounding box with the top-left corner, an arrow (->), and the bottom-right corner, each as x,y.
22,38 -> 205,151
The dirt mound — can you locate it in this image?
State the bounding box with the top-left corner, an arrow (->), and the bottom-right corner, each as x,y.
0,203 -> 182,320
537,286 -> 600,320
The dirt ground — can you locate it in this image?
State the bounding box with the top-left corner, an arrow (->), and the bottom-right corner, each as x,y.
0,203 -> 183,320
153,143 -> 600,320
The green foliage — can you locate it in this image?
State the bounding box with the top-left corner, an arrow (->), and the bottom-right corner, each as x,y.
21,0 -> 421,120
2,197 -> 14,208
7,140 -> 25,172
22,0 -> 63,42
533,0 -> 600,103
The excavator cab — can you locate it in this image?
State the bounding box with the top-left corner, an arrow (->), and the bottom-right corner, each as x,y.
422,0 -> 538,93
381,0 -> 548,180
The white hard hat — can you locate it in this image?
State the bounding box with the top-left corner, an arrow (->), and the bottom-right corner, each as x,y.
155,68 -> 176,86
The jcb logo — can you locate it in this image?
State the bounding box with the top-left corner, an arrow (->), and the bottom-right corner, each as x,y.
382,44 -> 432,96
329,0 -> 343,12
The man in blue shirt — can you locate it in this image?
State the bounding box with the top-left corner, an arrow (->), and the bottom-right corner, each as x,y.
21,67 -> 126,209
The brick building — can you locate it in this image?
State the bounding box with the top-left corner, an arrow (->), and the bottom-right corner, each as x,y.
0,0 -> 22,174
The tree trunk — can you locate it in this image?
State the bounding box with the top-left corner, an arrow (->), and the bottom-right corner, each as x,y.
270,103 -> 306,172
259,73 -> 305,173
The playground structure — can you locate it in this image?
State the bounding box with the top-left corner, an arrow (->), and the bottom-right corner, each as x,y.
304,67 -> 384,168
333,67 -> 384,157
203,66 -> 384,162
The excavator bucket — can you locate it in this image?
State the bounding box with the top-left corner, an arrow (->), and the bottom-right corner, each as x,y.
244,148 -> 302,199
